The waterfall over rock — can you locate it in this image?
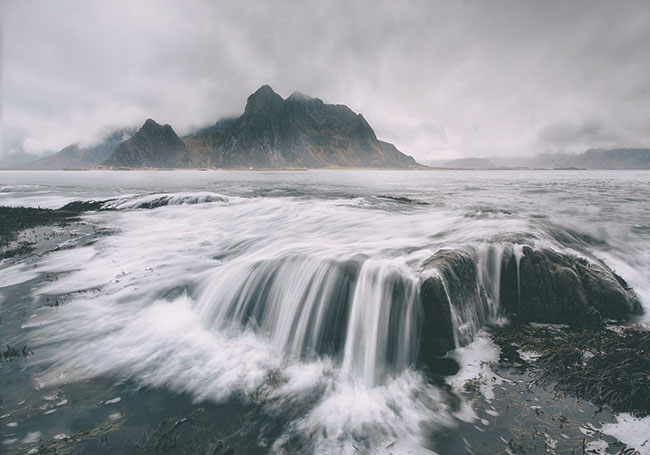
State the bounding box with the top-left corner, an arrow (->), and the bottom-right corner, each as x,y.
418,242 -> 642,363
196,255 -> 420,387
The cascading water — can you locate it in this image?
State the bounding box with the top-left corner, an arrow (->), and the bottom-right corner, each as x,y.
196,254 -> 420,387
336,259 -> 419,387
195,238 -> 524,389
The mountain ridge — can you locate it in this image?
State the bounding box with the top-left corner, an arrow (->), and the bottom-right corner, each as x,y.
8,85 -> 650,170
176,85 -> 419,169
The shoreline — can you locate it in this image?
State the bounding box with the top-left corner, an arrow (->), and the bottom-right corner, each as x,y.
1,176 -> 648,455
2,167 -> 646,171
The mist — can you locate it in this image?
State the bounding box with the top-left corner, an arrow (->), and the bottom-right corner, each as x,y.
2,0 -> 650,162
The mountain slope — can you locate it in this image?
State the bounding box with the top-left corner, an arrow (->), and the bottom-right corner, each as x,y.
187,85 -> 420,168
18,129 -> 133,169
104,119 -> 190,168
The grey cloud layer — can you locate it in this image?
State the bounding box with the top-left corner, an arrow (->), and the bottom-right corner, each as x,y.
2,0 -> 649,160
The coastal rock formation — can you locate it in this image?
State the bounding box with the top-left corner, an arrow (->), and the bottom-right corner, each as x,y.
103,119 -> 190,168
418,245 -> 642,361
420,250 -> 491,362
499,246 -> 642,325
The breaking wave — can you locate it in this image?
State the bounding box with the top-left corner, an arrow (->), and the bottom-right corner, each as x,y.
101,192 -> 230,210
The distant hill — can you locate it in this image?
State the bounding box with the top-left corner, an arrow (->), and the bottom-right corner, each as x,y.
15,129 -> 133,169
103,119 -> 190,168
559,148 -> 650,170
435,157 -> 495,169
426,149 -> 650,170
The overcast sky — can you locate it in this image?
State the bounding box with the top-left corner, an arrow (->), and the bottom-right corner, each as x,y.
2,0 -> 650,161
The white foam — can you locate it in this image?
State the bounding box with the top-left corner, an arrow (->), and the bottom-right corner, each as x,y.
447,331 -> 504,402
102,192 -> 229,210
22,432 -> 41,444
0,263 -> 39,287
602,413 -> 650,455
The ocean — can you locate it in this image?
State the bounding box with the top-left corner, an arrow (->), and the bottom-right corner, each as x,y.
1,169 -> 649,454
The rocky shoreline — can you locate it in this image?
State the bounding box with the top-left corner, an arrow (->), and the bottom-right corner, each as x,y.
493,323 -> 650,418
2,200 -> 649,454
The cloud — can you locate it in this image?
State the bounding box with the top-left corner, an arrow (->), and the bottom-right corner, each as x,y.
2,0 -> 650,160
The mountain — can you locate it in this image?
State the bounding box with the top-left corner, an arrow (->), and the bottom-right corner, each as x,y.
103,119 -> 191,168
427,149 -> 650,170
560,148 -> 650,170
13,129 -> 133,169
183,85 -> 419,168
491,149 -> 650,169
0,150 -> 35,169
432,157 -> 495,169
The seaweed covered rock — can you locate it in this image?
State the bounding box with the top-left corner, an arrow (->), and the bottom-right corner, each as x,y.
493,324 -> 650,417
0,206 -> 79,247
418,244 -> 643,367
500,246 -> 642,326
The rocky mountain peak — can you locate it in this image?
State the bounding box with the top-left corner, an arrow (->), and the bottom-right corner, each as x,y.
286,91 -> 315,102
244,85 -> 284,116
142,118 -> 161,129
103,118 -> 188,168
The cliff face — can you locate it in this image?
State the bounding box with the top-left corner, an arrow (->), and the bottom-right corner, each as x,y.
104,119 -> 190,168
186,85 -> 420,168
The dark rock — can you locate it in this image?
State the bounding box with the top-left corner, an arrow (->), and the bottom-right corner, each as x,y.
418,245 -> 642,369
419,250 -> 491,361
2,344 -> 33,361
500,246 -> 642,326
425,357 -> 460,376
0,206 -> 78,247
0,200 -> 114,257
59,200 -> 107,212
420,273 -> 455,361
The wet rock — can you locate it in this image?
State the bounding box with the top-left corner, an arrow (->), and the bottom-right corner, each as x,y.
419,272 -> 455,360
2,344 -> 33,361
0,206 -> 77,248
0,241 -> 34,259
500,246 -> 642,326
418,244 -> 642,369
59,200 -> 106,212
419,250 -> 490,362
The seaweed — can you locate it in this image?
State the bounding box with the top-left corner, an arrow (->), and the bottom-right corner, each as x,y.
0,206 -> 78,247
0,201 -> 112,259
2,344 -> 33,361
492,324 -> 650,417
